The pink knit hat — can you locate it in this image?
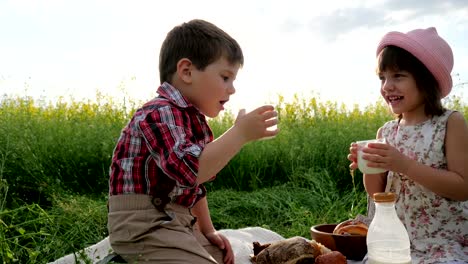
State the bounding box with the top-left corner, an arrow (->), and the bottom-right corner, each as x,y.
376,27 -> 454,98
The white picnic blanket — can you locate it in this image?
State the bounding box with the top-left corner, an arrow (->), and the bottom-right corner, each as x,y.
49,227 -> 363,264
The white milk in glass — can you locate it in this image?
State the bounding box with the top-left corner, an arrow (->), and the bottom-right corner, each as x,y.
367,242 -> 412,264
368,257 -> 412,264
357,138 -> 387,174
367,192 -> 412,264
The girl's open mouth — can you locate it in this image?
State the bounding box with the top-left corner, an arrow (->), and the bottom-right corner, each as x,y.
387,95 -> 403,104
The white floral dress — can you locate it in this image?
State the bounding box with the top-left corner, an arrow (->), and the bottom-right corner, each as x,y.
376,110 -> 468,263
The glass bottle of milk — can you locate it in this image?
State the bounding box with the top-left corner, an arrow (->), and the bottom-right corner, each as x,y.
367,192 -> 412,264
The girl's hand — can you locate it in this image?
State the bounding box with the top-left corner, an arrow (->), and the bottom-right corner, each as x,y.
205,231 -> 234,264
363,142 -> 414,174
347,142 -> 359,170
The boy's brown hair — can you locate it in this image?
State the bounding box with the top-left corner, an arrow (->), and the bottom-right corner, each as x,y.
377,45 -> 445,117
159,19 -> 244,84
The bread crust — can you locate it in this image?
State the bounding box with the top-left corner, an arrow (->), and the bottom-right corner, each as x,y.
251,237 -> 346,264
333,219 -> 368,236
315,251 -> 347,264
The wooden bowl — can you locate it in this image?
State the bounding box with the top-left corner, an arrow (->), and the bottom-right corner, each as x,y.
310,223 -> 367,261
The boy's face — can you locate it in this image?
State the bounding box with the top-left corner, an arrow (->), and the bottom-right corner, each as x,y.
188,57 -> 240,118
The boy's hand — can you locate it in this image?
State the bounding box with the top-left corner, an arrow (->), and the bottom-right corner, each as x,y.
234,105 -> 278,142
205,231 -> 234,264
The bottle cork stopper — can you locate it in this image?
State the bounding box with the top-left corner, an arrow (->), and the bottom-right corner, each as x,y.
373,192 -> 396,202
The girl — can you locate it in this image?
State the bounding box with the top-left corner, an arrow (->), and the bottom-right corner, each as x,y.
348,27 -> 468,263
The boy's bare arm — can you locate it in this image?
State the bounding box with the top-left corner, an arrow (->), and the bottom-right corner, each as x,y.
197,105 -> 277,184
191,196 -> 215,234
197,125 -> 246,184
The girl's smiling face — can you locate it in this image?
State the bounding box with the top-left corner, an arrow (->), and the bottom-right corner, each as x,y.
379,69 -> 426,122
376,45 -> 444,124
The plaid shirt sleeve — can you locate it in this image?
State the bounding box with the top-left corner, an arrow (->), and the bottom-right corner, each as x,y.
137,104 -> 206,188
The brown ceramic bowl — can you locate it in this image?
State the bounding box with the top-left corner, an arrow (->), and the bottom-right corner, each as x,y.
310,223 -> 367,261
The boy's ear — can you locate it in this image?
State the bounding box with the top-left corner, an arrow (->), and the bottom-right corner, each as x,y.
176,58 -> 193,84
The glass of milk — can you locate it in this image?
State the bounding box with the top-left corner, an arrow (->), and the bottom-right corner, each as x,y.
356,138 -> 387,174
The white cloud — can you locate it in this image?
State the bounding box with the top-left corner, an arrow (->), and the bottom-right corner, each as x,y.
0,0 -> 467,109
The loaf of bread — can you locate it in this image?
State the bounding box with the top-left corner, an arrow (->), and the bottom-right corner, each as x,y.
315,251 -> 347,264
250,236 -> 346,264
333,219 -> 368,236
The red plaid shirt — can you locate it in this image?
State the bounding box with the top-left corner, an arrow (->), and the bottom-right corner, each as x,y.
109,82 -> 215,208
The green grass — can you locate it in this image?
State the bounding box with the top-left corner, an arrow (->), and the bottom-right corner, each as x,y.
0,195 -> 108,263
209,168 -> 368,238
0,91 -> 466,263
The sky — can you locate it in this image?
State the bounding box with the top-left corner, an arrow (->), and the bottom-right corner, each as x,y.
1,0 -> 467,113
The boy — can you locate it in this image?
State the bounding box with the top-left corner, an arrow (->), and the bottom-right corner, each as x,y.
107,19 -> 278,264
